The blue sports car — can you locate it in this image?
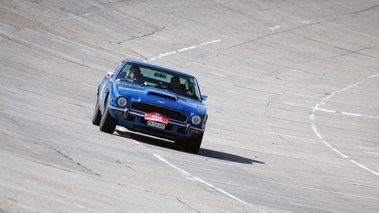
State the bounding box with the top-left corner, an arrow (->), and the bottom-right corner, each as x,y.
92,59 -> 208,153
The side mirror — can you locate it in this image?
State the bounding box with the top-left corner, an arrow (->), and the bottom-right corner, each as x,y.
107,71 -> 115,78
201,95 -> 208,101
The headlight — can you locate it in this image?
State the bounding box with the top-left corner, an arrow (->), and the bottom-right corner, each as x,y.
116,97 -> 128,107
191,115 -> 202,125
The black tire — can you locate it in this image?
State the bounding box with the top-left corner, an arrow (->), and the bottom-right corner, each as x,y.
99,103 -> 117,134
183,133 -> 203,154
92,98 -> 101,126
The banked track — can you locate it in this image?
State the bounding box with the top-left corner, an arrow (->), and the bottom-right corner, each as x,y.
1,1 -> 379,212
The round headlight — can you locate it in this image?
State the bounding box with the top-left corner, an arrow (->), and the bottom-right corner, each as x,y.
191,115 -> 202,125
116,97 -> 128,107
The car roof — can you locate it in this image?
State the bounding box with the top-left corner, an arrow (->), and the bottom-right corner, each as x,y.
123,59 -> 196,78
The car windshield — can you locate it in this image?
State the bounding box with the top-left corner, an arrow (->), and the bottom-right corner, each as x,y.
115,63 -> 201,100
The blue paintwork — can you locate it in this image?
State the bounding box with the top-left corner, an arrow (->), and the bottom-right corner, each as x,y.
95,59 -> 207,142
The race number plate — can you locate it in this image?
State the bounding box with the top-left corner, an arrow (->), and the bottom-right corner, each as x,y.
147,120 -> 166,129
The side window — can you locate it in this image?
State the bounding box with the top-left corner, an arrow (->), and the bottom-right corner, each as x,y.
116,64 -> 131,80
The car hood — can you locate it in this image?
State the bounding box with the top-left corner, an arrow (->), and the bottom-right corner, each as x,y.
116,82 -> 206,114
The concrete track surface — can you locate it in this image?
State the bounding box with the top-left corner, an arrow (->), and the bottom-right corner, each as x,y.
1,1 -> 378,212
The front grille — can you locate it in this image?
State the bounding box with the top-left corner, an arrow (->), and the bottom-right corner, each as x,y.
131,102 -> 187,122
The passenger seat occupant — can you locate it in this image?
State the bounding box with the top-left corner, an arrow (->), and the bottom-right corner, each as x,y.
167,75 -> 186,94
185,79 -> 195,96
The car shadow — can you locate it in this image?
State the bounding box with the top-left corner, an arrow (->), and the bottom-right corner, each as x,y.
115,129 -> 265,165
198,148 -> 265,165
115,129 -> 182,151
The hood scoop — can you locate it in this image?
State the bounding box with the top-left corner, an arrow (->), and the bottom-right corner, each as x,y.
145,88 -> 177,101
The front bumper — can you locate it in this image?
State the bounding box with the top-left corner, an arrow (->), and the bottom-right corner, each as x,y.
109,106 -> 204,140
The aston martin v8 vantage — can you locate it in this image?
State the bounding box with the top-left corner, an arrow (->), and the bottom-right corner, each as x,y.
92,59 -> 208,153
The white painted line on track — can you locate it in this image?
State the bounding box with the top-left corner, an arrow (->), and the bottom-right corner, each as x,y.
314,108 -> 335,113
368,74 -> 379,79
315,108 -> 379,119
153,154 -> 266,212
158,51 -> 177,58
177,45 -> 197,52
341,82 -> 360,92
146,38 -> 226,62
200,39 -> 222,46
268,26 -> 281,30
350,159 -> 379,176
310,74 -> 379,177
340,111 -> 363,117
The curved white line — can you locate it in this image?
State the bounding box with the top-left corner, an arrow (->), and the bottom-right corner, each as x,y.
146,38 -> 226,62
153,154 -> 266,212
310,74 -> 379,176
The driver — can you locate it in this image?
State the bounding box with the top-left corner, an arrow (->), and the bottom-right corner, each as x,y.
167,75 -> 186,94
128,66 -> 144,84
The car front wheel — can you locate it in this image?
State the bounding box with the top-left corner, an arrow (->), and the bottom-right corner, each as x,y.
182,133 -> 203,154
99,103 -> 117,134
